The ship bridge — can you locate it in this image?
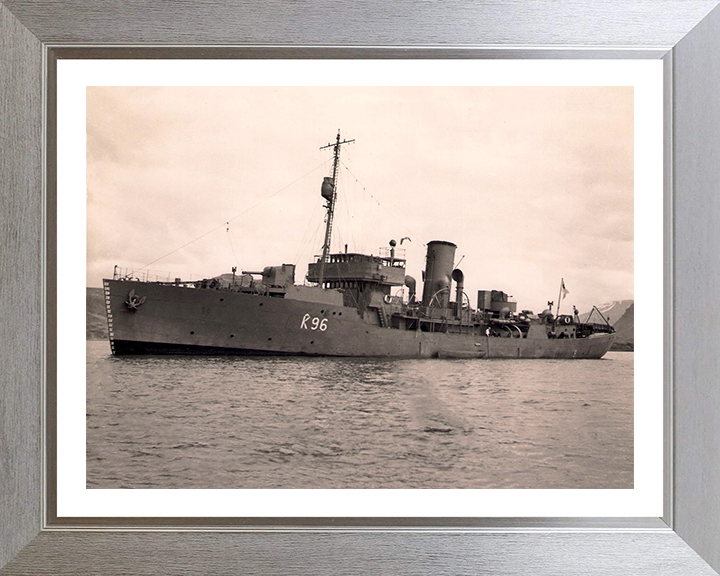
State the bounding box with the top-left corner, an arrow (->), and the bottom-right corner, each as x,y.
307,252 -> 406,289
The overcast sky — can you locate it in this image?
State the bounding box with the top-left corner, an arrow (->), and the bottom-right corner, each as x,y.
87,86 -> 633,313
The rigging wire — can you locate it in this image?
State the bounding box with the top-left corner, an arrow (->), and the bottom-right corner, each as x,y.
340,160 -> 426,247
139,159 -> 332,271
226,225 -> 240,267
339,168 -> 358,253
333,168 -> 349,253
229,226 -> 242,256
227,224 -> 245,268
296,219 -> 325,282
293,196 -> 324,266
310,220 -> 324,257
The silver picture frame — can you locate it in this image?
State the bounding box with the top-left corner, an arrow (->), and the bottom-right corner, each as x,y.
2,1 -> 720,574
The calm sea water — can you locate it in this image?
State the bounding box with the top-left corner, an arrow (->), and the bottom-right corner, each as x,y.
86,340 -> 633,489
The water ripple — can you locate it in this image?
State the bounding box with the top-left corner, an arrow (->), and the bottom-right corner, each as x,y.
86,341 -> 633,489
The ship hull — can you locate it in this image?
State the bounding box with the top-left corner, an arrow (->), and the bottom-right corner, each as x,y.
104,280 -> 615,359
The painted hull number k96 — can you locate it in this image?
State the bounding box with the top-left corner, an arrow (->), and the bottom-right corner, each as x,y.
301,314 -> 328,331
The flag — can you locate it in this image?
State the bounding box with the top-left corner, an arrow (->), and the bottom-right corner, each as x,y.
561,279 -> 569,300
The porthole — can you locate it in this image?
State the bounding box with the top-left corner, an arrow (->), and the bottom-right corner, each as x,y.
268,337 -> 272,341
219,298 -> 224,302
310,340 -> 314,344
259,303 -> 264,307
230,334 -> 235,338
190,331 -> 195,335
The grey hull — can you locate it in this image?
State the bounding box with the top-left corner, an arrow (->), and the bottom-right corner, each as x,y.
104,280 -> 615,359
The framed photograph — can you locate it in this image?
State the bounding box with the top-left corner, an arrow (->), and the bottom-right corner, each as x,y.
2,1 -> 720,574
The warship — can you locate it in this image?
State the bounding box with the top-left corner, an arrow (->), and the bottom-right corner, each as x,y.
103,132 -> 615,359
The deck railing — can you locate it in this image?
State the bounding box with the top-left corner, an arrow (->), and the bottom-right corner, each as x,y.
112,266 -> 201,284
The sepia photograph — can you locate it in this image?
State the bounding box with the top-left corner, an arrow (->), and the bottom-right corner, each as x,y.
6,1 -> 720,572
85,84 -> 635,490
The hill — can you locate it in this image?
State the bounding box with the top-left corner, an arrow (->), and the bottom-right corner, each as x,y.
87,287 -> 108,340
579,300 -> 634,351
579,300 -> 633,326
610,303 -> 634,351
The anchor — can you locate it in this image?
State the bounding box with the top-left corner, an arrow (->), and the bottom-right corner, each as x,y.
124,289 -> 146,312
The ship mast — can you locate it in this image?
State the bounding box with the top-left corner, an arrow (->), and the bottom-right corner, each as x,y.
317,130 -> 354,286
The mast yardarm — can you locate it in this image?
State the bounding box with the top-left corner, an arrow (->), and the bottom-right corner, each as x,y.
317,131 -> 354,286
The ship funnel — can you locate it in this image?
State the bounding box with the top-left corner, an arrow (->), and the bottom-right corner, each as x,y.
422,241 -> 457,308
404,275 -> 417,303
452,268 -> 464,319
